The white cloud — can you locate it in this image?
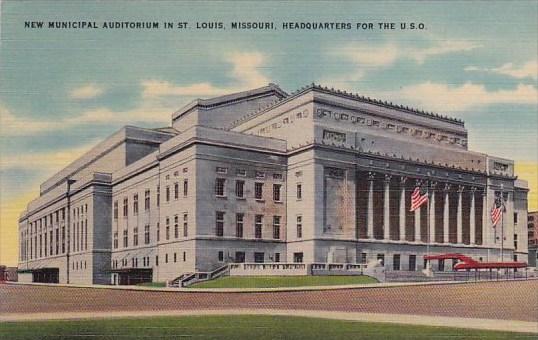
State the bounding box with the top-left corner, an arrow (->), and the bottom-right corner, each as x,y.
1,142 -> 97,172
465,60 -> 538,80
142,51 -> 270,98
69,84 -> 104,99
409,40 -> 479,64
0,104 -> 64,136
394,82 -> 538,111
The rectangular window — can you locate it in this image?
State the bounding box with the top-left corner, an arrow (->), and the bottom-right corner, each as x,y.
144,224 -> 149,244
236,213 -> 244,238
55,229 -> 59,255
235,180 -> 245,198
156,185 -> 160,207
296,183 -> 302,200
183,179 -> 188,196
360,252 -> 367,264
377,253 -> 385,266
156,255 -> 159,266
216,211 -> 224,237
409,255 -> 416,271
215,178 -> 226,197
174,215 -> 179,238
113,201 -> 118,219
165,186 -> 170,202
296,215 -> 302,238
255,182 -> 263,200
183,251 -> 186,262
514,213 -> 518,224
273,184 -> 282,202
156,223 -> 160,242
254,252 -> 264,263
174,182 -> 179,199
123,198 -> 128,217
166,217 -> 170,240
113,232 -> 118,249
218,251 -> 224,262
273,216 -> 281,239
144,190 -> 150,211
216,167 -> 228,174
393,254 -> 401,271
174,253 -> 177,263
236,169 -> 246,177
133,227 -> 138,246
61,227 -> 65,253
123,229 -> 128,248
274,253 -> 280,263
165,253 -> 168,263
183,213 -> 188,237
133,194 -> 138,215
255,215 -> 263,239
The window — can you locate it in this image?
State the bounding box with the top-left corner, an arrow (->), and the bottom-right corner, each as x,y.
183,179 -> 188,196
255,215 -> 263,239
123,198 -> 128,217
165,217 -> 170,240
174,182 -> 179,199
296,183 -> 302,200
113,201 -> 118,219
215,178 -> 226,197
236,169 -> 246,177
174,253 -> 177,263
183,213 -> 188,237
294,252 -> 303,263
273,173 -> 283,180
156,222 -> 160,242
156,185 -> 160,207
55,229 -> 59,254
514,213 -> 518,224
133,227 -> 138,247
216,167 -> 228,174
155,255 -> 159,266
216,211 -> 224,237
273,216 -> 281,239
296,215 -> 303,238
236,213 -> 244,238
144,190 -> 150,211
165,253 -> 168,263
377,253 -> 385,266
408,255 -> 416,271
255,182 -> 263,200
360,252 -> 367,264
235,180 -> 245,198
274,253 -> 280,263
273,184 -> 282,202
255,171 -> 265,179
165,186 -> 170,202
393,254 -> 401,271
218,251 -> 224,262
174,215 -> 179,238
123,229 -> 128,248
61,227 -> 65,253
133,194 -> 138,215
144,225 -> 150,244
254,252 -> 264,263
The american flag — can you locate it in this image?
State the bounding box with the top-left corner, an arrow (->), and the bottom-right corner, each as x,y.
410,184 -> 428,212
491,196 -> 503,227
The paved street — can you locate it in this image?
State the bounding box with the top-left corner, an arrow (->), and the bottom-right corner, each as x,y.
1,280 -> 536,323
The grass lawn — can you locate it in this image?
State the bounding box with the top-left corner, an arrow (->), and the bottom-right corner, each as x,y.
136,281 -> 166,287
0,315 -> 530,339
189,275 -> 377,288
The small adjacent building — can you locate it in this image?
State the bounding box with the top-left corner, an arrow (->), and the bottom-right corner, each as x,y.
17,83 -> 529,284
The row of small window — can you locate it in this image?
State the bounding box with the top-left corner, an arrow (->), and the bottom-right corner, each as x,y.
219,251 -> 281,263
216,166 -> 283,181
112,252 -> 187,268
113,215 -> 188,249
72,260 -> 87,271
213,213 -> 304,239
113,181 -> 188,219
215,179 -> 289,201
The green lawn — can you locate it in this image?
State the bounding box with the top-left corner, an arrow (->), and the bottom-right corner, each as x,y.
189,275 -> 377,288
0,315 -> 531,339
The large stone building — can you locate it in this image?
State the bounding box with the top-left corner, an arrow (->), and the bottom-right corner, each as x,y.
17,83 -> 529,284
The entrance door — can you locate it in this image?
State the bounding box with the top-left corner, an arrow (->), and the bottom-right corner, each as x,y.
235,251 -> 245,263
293,252 -> 304,263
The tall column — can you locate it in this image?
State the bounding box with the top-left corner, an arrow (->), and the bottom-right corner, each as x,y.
383,174 -> 392,240
469,187 -> 476,245
429,182 -> 436,243
367,172 -> 375,239
457,185 -> 464,244
482,189 -> 488,246
443,184 -> 450,243
414,179 -> 421,242
399,177 -> 407,241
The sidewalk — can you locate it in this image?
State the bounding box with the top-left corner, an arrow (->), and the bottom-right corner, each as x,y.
1,309 -> 536,333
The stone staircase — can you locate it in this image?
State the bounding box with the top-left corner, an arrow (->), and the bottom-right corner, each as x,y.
168,264 -> 230,287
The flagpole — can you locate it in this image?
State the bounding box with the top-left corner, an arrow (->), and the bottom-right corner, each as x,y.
500,186 -> 505,262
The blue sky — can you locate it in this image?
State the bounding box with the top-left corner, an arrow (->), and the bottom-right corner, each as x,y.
1,1 -> 537,264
